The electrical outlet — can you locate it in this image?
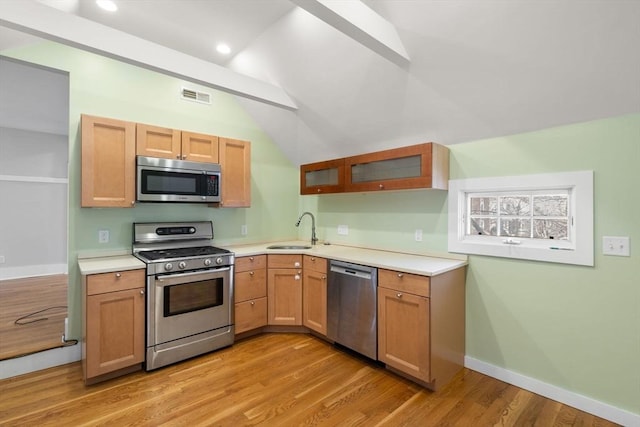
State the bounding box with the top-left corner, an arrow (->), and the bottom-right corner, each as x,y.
98,230 -> 110,243
241,225 -> 248,236
414,229 -> 423,242
602,236 -> 630,256
337,225 -> 349,236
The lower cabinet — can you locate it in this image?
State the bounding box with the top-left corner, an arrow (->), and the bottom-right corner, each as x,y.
234,255 -> 267,334
302,255 -> 327,335
267,254 -> 303,325
377,267 -> 465,390
83,269 -> 145,383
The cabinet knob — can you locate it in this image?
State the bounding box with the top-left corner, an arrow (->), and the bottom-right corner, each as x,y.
317,189 -> 322,193
322,275 -> 326,280
131,200 -> 135,206
294,262 -> 301,267
115,273 -> 121,278
249,257 -> 254,261
311,257 -> 316,261
182,155 -> 187,160
397,273 -> 404,278
250,301 -> 255,306
249,271 -> 255,276
397,293 -> 403,298
379,184 -> 384,190
140,290 -> 144,295
295,274 -> 301,280
176,155 -> 181,159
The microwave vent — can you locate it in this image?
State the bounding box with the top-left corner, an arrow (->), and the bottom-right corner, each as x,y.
181,87 -> 211,104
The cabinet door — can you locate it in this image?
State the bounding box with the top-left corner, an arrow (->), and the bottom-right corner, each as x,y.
377,287 -> 430,382
267,268 -> 302,325
302,269 -> 327,335
81,115 -> 136,207
235,297 -> 268,334
136,123 -> 181,159
219,138 -> 251,207
345,142 -> 449,192
181,131 -> 218,163
86,287 -> 145,378
300,159 -> 345,195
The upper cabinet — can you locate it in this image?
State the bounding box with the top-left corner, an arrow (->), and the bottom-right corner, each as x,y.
81,114 -> 136,208
137,123 -> 218,163
300,142 -> 449,195
300,159 -> 345,195
218,138 -> 251,208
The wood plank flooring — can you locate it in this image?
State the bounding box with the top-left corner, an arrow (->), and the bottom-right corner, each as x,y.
0,333 -> 618,426
0,274 -> 68,360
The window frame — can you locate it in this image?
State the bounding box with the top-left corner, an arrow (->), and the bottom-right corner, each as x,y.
448,171 -> 594,266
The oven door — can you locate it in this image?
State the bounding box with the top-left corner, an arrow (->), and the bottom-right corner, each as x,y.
149,268 -> 232,346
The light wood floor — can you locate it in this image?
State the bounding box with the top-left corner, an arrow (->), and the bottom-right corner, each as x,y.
0,333 -> 617,426
0,274 -> 68,360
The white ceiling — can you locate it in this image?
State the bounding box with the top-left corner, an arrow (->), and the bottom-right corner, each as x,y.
1,0 -> 639,165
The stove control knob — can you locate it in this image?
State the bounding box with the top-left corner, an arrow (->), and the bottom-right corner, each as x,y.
178,261 -> 187,270
164,263 -> 173,271
216,257 -> 223,265
204,258 -> 212,266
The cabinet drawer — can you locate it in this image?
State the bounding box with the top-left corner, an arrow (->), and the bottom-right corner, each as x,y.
303,255 -> 327,273
235,255 -> 267,272
235,297 -> 267,334
87,269 -> 145,296
235,269 -> 267,302
378,269 -> 430,297
268,254 -> 303,269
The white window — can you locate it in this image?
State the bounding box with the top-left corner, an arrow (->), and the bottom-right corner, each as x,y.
448,171 -> 593,266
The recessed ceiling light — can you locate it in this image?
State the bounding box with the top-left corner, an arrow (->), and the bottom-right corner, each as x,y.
216,43 -> 231,55
96,0 -> 118,12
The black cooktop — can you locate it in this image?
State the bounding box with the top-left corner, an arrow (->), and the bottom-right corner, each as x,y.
136,246 -> 231,261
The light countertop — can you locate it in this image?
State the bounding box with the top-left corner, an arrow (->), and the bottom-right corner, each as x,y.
77,242 -> 466,277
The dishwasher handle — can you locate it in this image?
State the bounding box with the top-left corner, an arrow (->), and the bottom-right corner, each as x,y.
330,263 -> 374,280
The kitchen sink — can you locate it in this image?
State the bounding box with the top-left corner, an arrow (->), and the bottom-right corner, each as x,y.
266,245 -> 312,250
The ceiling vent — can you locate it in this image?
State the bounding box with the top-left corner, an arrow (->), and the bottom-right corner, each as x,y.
181,87 -> 211,105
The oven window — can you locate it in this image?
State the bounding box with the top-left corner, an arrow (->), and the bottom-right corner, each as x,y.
163,278 -> 224,317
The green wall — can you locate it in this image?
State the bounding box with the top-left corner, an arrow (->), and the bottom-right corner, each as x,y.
303,114 -> 640,415
4,42 -> 300,340
5,41 -> 639,416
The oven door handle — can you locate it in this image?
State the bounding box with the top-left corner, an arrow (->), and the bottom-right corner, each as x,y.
155,268 -> 230,287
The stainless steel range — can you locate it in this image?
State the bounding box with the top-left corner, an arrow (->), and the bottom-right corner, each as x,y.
132,221 -> 234,371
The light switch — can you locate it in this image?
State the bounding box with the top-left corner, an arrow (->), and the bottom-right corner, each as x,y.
602,236 -> 630,257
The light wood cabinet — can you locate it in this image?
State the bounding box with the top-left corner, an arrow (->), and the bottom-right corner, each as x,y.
218,138 -> 251,207
81,114 -> 136,207
234,255 -> 267,334
377,267 -> 465,390
267,255 -> 303,325
136,124 -> 218,163
300,142 -> 449,195
300,159 -> 345,195
83,269 -> 145,383
302,255 -> 328,335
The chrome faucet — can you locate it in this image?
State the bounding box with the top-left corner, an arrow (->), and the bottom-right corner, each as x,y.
295,212 -> 318,245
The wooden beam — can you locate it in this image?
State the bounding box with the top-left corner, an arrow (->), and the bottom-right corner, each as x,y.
291,0 -> 410,67
0,1 -> 297,110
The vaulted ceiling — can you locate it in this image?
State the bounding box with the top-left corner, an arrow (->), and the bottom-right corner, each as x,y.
1,0 -> 639,165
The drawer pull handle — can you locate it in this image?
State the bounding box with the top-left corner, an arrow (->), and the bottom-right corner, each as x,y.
397,273 -> 404,278
249,271 -> 255,276
115,273 -> 121,278
397,293 -> 403,298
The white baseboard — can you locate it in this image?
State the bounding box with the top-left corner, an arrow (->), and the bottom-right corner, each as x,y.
0,264 -> 68,280
0,344 -> 81,380
464,356 -> 640,427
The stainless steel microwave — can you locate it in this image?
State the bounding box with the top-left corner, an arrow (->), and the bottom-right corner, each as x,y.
136,156 -> 221,203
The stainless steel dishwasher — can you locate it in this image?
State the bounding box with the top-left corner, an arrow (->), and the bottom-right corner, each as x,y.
327,260 -> 378,360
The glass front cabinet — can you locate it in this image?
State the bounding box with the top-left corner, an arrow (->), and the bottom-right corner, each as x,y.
299,143 -> 449,195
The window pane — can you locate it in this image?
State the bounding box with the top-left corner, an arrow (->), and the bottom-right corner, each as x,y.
500,218 -> 531,237
469,197 -> 497,215
533,195 -> 568,216
533,219 -> 568,240
500,196 -> 530,215
468,217 -> 497,236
